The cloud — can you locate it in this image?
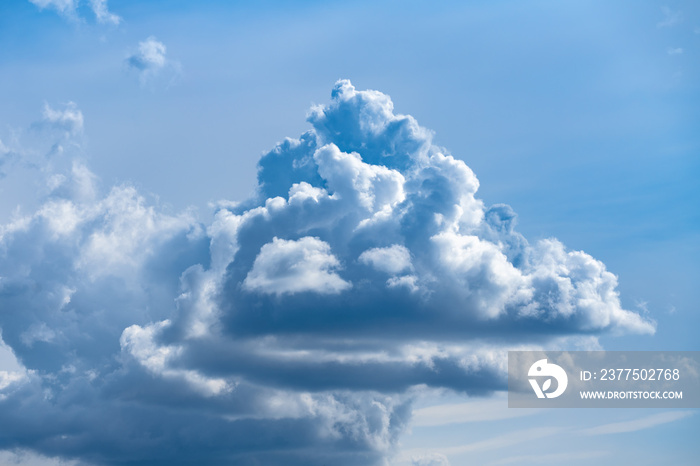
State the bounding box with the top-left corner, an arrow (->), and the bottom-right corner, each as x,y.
126,37 -> 167,71
412,397 -> 537,427
243,236 -> 352,295
491,450 -> 608,465
411,452 -> 450,466
0,139 -> 13,177
126,37 -> 181,87
0,81 -> 654,464
40,102 -> 84,136
401,426 -> 559,461
26,102 -> 85,161
580,411 -> 694,435
28,0 -> 120,25
0,101 -> 85,189
359,244 -> 413,275
88,0 -> 120,25
28,0 -> 77,16
657,6 -> 682,28
0,449 -> 78,466
120,319 -> 231,396
667,47 -> 683,55
439,427 -> 559,455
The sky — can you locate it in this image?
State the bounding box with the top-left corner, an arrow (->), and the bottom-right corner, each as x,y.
0,0 -> 698,465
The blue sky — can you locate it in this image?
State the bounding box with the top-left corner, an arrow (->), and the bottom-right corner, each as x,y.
0,1 -> 698,464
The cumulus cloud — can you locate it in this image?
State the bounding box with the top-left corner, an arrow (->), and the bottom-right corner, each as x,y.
359,244 -> 413,275
243,236 -> 352,295
126,37 -> 180,87
0,81 -> 654,464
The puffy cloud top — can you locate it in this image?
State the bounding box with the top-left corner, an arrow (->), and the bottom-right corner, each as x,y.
359,244 -> 413,275
243,236 -> 352,295
0,81 -> 653,465
243,79 -> 652,335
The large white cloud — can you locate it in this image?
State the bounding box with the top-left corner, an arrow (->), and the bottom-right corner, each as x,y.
0,82 -> 654,465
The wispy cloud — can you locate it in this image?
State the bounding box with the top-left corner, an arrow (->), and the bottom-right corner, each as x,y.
490,450 -> 608,465
40,102 -> 84,136
411,453 -> 451,466
89,0 -> 120,25
28,0 -> 77,16
657,6 -> 682,28
580,411 -> 694,435
0,139 -> 13,177
412,398 -> 538,427
27,101 -> 85,159
28,0 -> 120,25
402,427 -> 560,459
126,36 -> 181,87
667,47 -> 684,55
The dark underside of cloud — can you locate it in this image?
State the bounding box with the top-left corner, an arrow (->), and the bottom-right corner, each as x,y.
0,80 -> 653,465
